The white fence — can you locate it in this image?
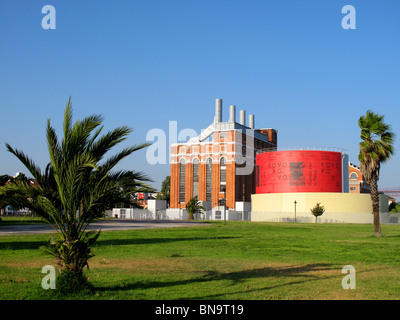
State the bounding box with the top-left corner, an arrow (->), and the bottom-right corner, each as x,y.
110,208 -> 166,220
109,208 -> 251,221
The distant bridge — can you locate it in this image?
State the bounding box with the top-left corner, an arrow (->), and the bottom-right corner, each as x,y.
380,188 -> 400,200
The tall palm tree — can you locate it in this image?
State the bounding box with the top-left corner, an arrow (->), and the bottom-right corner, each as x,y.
358,110 -> 395,237
0,97 -> 153,291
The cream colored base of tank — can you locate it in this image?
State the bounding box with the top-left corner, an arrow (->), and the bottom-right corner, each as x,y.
251,193 -> 390,224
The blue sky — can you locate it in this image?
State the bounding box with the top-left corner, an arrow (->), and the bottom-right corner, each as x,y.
1,0 -> 399,191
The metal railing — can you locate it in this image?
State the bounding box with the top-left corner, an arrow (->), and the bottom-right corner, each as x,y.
256,146 -> 348,155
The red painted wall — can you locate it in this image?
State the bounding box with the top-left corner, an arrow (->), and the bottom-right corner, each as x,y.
256,150 -> 342,193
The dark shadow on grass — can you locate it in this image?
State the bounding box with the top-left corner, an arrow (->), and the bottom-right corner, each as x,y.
93,236 -> 238,247
0,220 -> 46,226
0,235 -> 238,250
0,240 -> 48,250
95,263 -> 337,297
378,234 -> 400,238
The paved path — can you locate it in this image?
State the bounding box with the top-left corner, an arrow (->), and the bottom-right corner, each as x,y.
0,219 -> 207,236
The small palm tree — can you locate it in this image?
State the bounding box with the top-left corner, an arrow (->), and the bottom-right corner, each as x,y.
186,197 -> 205,220
358,110 -> 395,237
0,98 -> 153,292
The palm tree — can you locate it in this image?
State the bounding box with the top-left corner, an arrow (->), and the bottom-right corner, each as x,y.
0,174 -> 12,221
358,110 -> 395,237
0,173 -> 33,220
186,197 -> 205,220
0,98 -> 153,292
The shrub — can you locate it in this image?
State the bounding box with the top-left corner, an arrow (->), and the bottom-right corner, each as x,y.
56,269 -> 94,295
310,202 -> 325,223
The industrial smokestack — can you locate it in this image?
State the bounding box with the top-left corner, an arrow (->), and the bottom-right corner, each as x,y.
249,114 -> 255,129
215,99 -> 222,123
239,110 -> 246,126
229,105 -> 236,123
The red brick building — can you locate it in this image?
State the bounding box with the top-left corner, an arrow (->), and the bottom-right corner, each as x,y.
348,163 -> 370,193
170,99 -> 277,211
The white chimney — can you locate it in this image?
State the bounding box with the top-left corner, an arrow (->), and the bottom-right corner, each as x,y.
215,99 -> 222,123
249,114 -> 255,129
239,110 -> 246,126
229,105 -> 236,123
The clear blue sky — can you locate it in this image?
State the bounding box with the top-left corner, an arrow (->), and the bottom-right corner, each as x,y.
1,0 -> 399,191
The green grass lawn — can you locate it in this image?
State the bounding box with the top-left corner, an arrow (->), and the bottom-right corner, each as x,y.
1,219 -> 400,300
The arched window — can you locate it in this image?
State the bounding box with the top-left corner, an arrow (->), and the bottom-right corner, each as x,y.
206,158 -> 212,202
220,157 -> 226,192
179,159 -> 185,203
193,158 -> 199,199
350,172 -> 358,180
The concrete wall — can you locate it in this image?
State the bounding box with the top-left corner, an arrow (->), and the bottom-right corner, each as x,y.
111,208 -> 158,219
251,192 -> 389,224
147,199 -> 167,211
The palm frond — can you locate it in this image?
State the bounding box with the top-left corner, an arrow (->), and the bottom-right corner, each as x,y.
5,144 -> 44,184
88,126 -> 133,162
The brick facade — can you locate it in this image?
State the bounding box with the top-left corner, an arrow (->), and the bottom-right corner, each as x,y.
170,99 -> 278,210
349,163 -> 370,193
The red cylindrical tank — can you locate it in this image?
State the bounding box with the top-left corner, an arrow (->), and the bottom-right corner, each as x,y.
255,150 -> 343,193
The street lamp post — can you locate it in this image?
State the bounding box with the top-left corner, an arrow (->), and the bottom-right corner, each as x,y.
294,200 -> 297,223
242,180 -> 245,221
221,185 -> 226,225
